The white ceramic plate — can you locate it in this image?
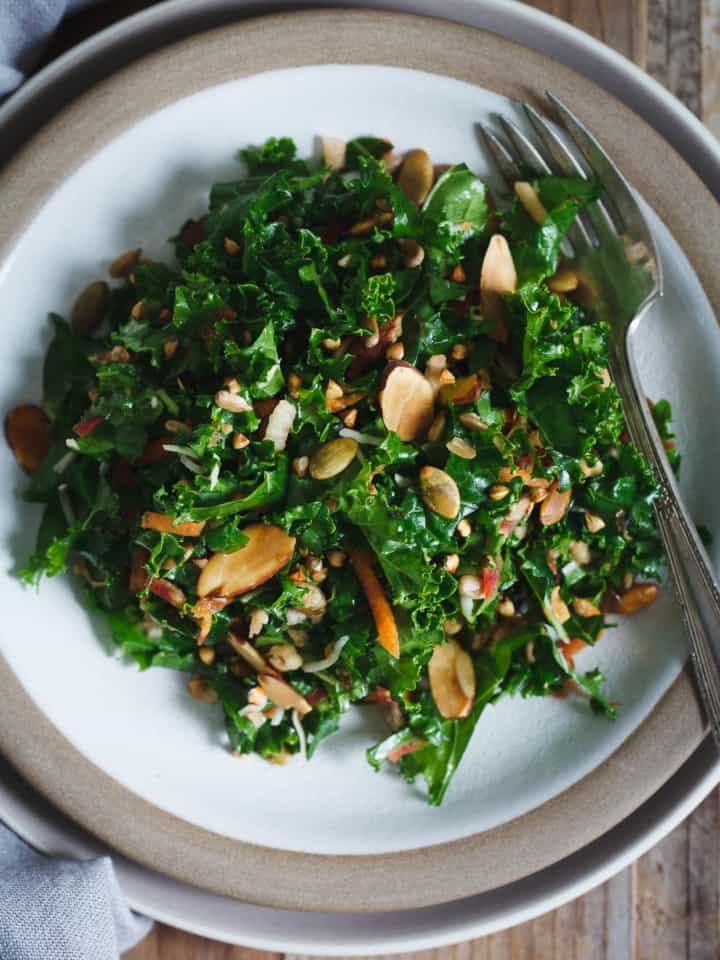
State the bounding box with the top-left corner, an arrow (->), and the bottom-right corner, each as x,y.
1,0 -> 720,944
2,61 -> 716,857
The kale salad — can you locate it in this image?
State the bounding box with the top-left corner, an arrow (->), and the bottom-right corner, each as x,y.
6,135 -> 671,805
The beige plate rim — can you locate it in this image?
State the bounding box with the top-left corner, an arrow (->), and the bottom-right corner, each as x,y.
0,8 -> 712,913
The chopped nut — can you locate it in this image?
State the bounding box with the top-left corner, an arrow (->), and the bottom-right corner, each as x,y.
326,549 -> 346,568
488,484 -> 510,502
248,687 -> 268,708
370,254 -> 387,271
287,372 -> 302,398
109,247 -> 142,278
549,585 -> 571,624
341,408 -> 358,428
438,368 -> 456,387
188,677 -> 218,704
198,646 -> 216,665
514,181 -> 548,224
223,236 -> 241,255
570,540 -> 592,565
321,337 -> 341,352
446,437 -> 476,460
165,419 -> 190,434
451,264 -> 466,284
459,412 -> 488,432
292,455 -> 309,478
443,619 -> 463,636
264,399 -> 296,452
459,575 -> 483,599
386,341 -> 405,361
456,518 -> 472,538
214,390 -> 251,413
163,339 -> 179,360
480,234 -> 517,341
444,553 -> 460,574
573,597 -> 601,617
599,368 -> 612,389
248,608 -> 270,639
141,512 -> 205,537
268,643 -> 303,672
426,411 -> 446,442
131,299 -> 145,320
548,267 -> 579,293
259,673 -> 312,716
497,597 -> 515,618
287,628 -> 308,647
349,216 -> 377,237
322,136 -> 347,170
450,343 -> 469,360
233,432 -> 249,450
585,512 -> 606,533
613,583 -> 658,614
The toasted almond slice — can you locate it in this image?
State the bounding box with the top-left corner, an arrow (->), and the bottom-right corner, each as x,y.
5,403 -> 50,474
539,483 -> 572,526
612,583 -> 658,614
573,596 -> 602,617
419,466 -> 461,519
397,148 -> 434,205
197,524 -> 296,598
480,234 -> 517,341
309,437 -> 358,480
548,267 -> 579,293
397,238 -> 425,268
514,181 -> 548,224
379,363 -> 435,441
141,511 -> 206,537
322,136 -> 347,170
428,641 -> 474,719
259,673 -> 312,716
228,632 -> 270,672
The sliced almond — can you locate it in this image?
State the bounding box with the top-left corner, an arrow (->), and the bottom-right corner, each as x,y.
187,677 -> 218,704
539,482 -> 572,526
480,234 -> 517,341
428,641 -> 475,719
141,511 -> 206,537
419,466 -> 461,519
397,148 -> 434,205
572,597 -> 602,617
322,136 -> 347,170
227,632 -> 270,672
379,363 -> 435,441
197,524 -> 296,598
71,280 -> 109,334
548,267 -> 579,293
5,403 -> 50,474
440,373 -> 481,406
549,585 -> 571,624
612,583 -> 658,614
259,673 -> 312,716
309,437 -> 358,480
446,437 -> 476,460
514,181 -> 548,224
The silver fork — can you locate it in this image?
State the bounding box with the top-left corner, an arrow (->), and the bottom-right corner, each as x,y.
481,93 -> 720,747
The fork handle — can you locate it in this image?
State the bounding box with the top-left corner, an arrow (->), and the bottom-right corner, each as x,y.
611,327 -> 720,745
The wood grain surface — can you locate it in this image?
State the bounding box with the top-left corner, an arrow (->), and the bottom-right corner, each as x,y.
41,1 -> 719,956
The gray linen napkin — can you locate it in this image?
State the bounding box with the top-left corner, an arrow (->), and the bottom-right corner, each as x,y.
1,1 -> 155,945
0,822 -> 152,958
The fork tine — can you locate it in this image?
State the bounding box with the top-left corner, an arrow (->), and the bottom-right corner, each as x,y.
494,115 -> 589,255
523,102 -> 617,248
479,125 -> 522,186
496,116 -> 552,176
544,92 -> 657,248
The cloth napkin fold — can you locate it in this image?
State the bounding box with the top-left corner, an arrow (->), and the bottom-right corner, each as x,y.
0,822 -> 152,959
0,0 -> 98,95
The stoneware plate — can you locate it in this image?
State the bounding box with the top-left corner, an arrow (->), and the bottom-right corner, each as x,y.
1,8 -> 718,913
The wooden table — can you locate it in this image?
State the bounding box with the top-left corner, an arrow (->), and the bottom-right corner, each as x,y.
41,2 -> 720,957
